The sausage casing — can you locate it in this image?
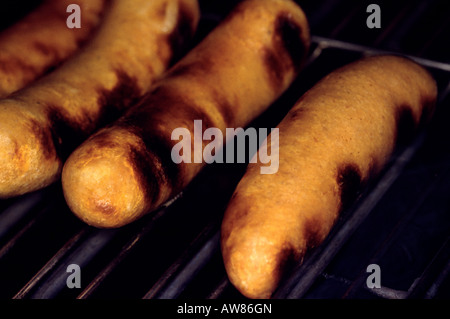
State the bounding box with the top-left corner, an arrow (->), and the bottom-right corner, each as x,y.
0,0 -> 108,97
0,0 -> 200,198
220,55 -> 438,299
61,0 -> 310,228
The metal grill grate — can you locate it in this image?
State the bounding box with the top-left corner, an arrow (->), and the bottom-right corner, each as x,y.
0,0 -> 449,299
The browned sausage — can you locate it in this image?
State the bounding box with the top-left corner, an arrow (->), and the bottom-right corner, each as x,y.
220,55 -> 438,299
61,0 -> 311,228
0,0 -> 200,198
0,0 -> 108,97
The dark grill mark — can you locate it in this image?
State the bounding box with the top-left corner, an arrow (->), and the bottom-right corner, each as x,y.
88,130 -> 120,151
128,144 -> 164,206
125,85 -> 217,134
167,1 -> 198,64
144,135 -> 183,193
33,41 -> 59,59
367,156 -> 381,182
273,245 -> 297,289
263,12 -> 307,91
337,163 -> 363,211
115,84 -> 223,204
395,105 -> 417,147
419,96 -> 436,128
32,42 -> 64,76
96,70 -> 142,128
44,70 -> 141,161
302,216 -> 325,249
46,105 -> 89,161
74,2 -> 107,48
264,48 -> 287,91
27,118 -> 56,160
127,129 -> 185,207
275,12 -> 307,72
0,57 -> 37,77
168,60 -> 236,125
210,89 -> 236,126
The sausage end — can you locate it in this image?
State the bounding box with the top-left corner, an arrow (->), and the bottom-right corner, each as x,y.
62,129 -> 152,228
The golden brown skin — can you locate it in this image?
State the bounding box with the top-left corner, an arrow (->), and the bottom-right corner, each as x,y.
220,55 -> 438,299
0,0 -> 108,98
0,0 -> 200,198
62,0 -> 310,228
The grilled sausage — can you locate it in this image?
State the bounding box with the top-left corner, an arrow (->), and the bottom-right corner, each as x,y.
0,0 -> 200,198
61,0 -> 310,228
0,0 -> 108,98
220,55 -> 438,299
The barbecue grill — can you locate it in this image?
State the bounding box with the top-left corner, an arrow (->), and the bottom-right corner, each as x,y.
0,0 -> 449,301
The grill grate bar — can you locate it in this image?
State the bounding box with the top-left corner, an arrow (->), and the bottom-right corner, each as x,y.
206,277 -> 230,300
424,258 -> 450,299
0,191 -> 47,245
0,208 -> 47,261
13,227 -> 88,299
342,162 -> 450,299
27,227 -> 119,299
312,36 -> 450,72
77,205 -> 169,299
374,0 -> 434,49
143,223 -> 220,299
366,285 -> 409,299
407,236 -> 450,299
358,236 -> 450,299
